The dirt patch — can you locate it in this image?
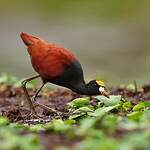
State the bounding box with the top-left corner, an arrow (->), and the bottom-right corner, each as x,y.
39,131 -> 81,150
0,84 -> 150,150
1,84 -> 150,123
110,85 -> 150,104
0,85 -> 80,123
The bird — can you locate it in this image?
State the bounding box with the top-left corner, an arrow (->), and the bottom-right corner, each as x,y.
20,32 -> 109,117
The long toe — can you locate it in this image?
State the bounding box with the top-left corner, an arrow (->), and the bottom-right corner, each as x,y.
34,101 -> 62,116
24,111 -> 44,119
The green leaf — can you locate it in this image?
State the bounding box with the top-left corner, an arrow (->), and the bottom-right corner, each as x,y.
46,119 -> 71,132
68,97 -> 90,108
76,118 -> 96,135
69,112 -> 86,120
133,102 -> 150,111
101,115 -> 118,132
126,83 -> 136,92
69,106 -> 94,119
141,109 -> 150,122
119,132 -> 150,150
88,104 -> 120,117
76,136 -> 118,150
95,95 -> 122,106
0,73 -> 19,85
75,107 -> 94,113
143,102 -> 150,107
122,101 -> 132,111
29,124 -> 45,132
9,123 -> 28,130
118,119 -> 139,130
64,119 -> 76,125
133,103 -> 145,111
128,111 -> 144,121
0,117 -> 9,126
0,128 -> 42,150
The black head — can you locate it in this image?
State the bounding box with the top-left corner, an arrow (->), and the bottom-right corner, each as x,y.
86,80 -> 109,96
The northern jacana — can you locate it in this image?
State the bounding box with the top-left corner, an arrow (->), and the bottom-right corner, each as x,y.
20,32 -> 109,117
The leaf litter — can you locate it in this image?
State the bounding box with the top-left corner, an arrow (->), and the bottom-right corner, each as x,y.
0,76 -> 150,150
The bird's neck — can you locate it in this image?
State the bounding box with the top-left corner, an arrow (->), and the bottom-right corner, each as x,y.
70,81 -> 89,95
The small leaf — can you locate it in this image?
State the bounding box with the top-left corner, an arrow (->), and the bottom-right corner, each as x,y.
76,118 -> 96,135
68,97 -> 90,108
133,103 -> 145,111
0,117 -> 9,126
69,107 -> 94,119
69,112 -> 86,120
122,101 -> 132,111
143,102 -> 150,107
29,124 -> 45,132
76,107 -> 94,112
9,123 -> 28,129
49,119 -> 71,132
64,119 -> 76,125
128,111 -> 143,121
95,95 -> 122,106
132,102 -> 150,112
0,73 -> 19,85
88,104 -> 120,117
126,83 -> 136,92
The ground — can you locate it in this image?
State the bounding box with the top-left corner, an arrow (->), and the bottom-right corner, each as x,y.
0,76 -> 150,150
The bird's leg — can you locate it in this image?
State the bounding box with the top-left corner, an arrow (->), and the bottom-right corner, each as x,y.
32,83 -> 45,102
21,75 -> 41,118
30,82 -> 61,116
32,83 -> 60,113
32,83 -> 61,115
22,76 -> 61,118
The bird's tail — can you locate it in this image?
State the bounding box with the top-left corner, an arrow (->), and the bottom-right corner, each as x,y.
20,32 -> 41,46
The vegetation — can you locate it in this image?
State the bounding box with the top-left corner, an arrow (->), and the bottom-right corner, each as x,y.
0,74 -> 150,150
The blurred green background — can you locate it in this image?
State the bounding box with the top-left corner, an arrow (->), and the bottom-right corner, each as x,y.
0,0 -> 150,85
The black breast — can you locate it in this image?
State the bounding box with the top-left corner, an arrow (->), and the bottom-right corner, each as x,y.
49,60 -> 85,89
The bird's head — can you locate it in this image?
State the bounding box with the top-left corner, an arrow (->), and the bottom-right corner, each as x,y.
87,80 -> 109,97
20,32 -> 46,46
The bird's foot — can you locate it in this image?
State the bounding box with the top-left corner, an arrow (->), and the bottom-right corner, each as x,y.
33,101 -> 62,117
25,111 -> 43,119
23,111 -> 52,124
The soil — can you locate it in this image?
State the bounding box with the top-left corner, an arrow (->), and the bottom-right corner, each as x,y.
0,84 -> 150,149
